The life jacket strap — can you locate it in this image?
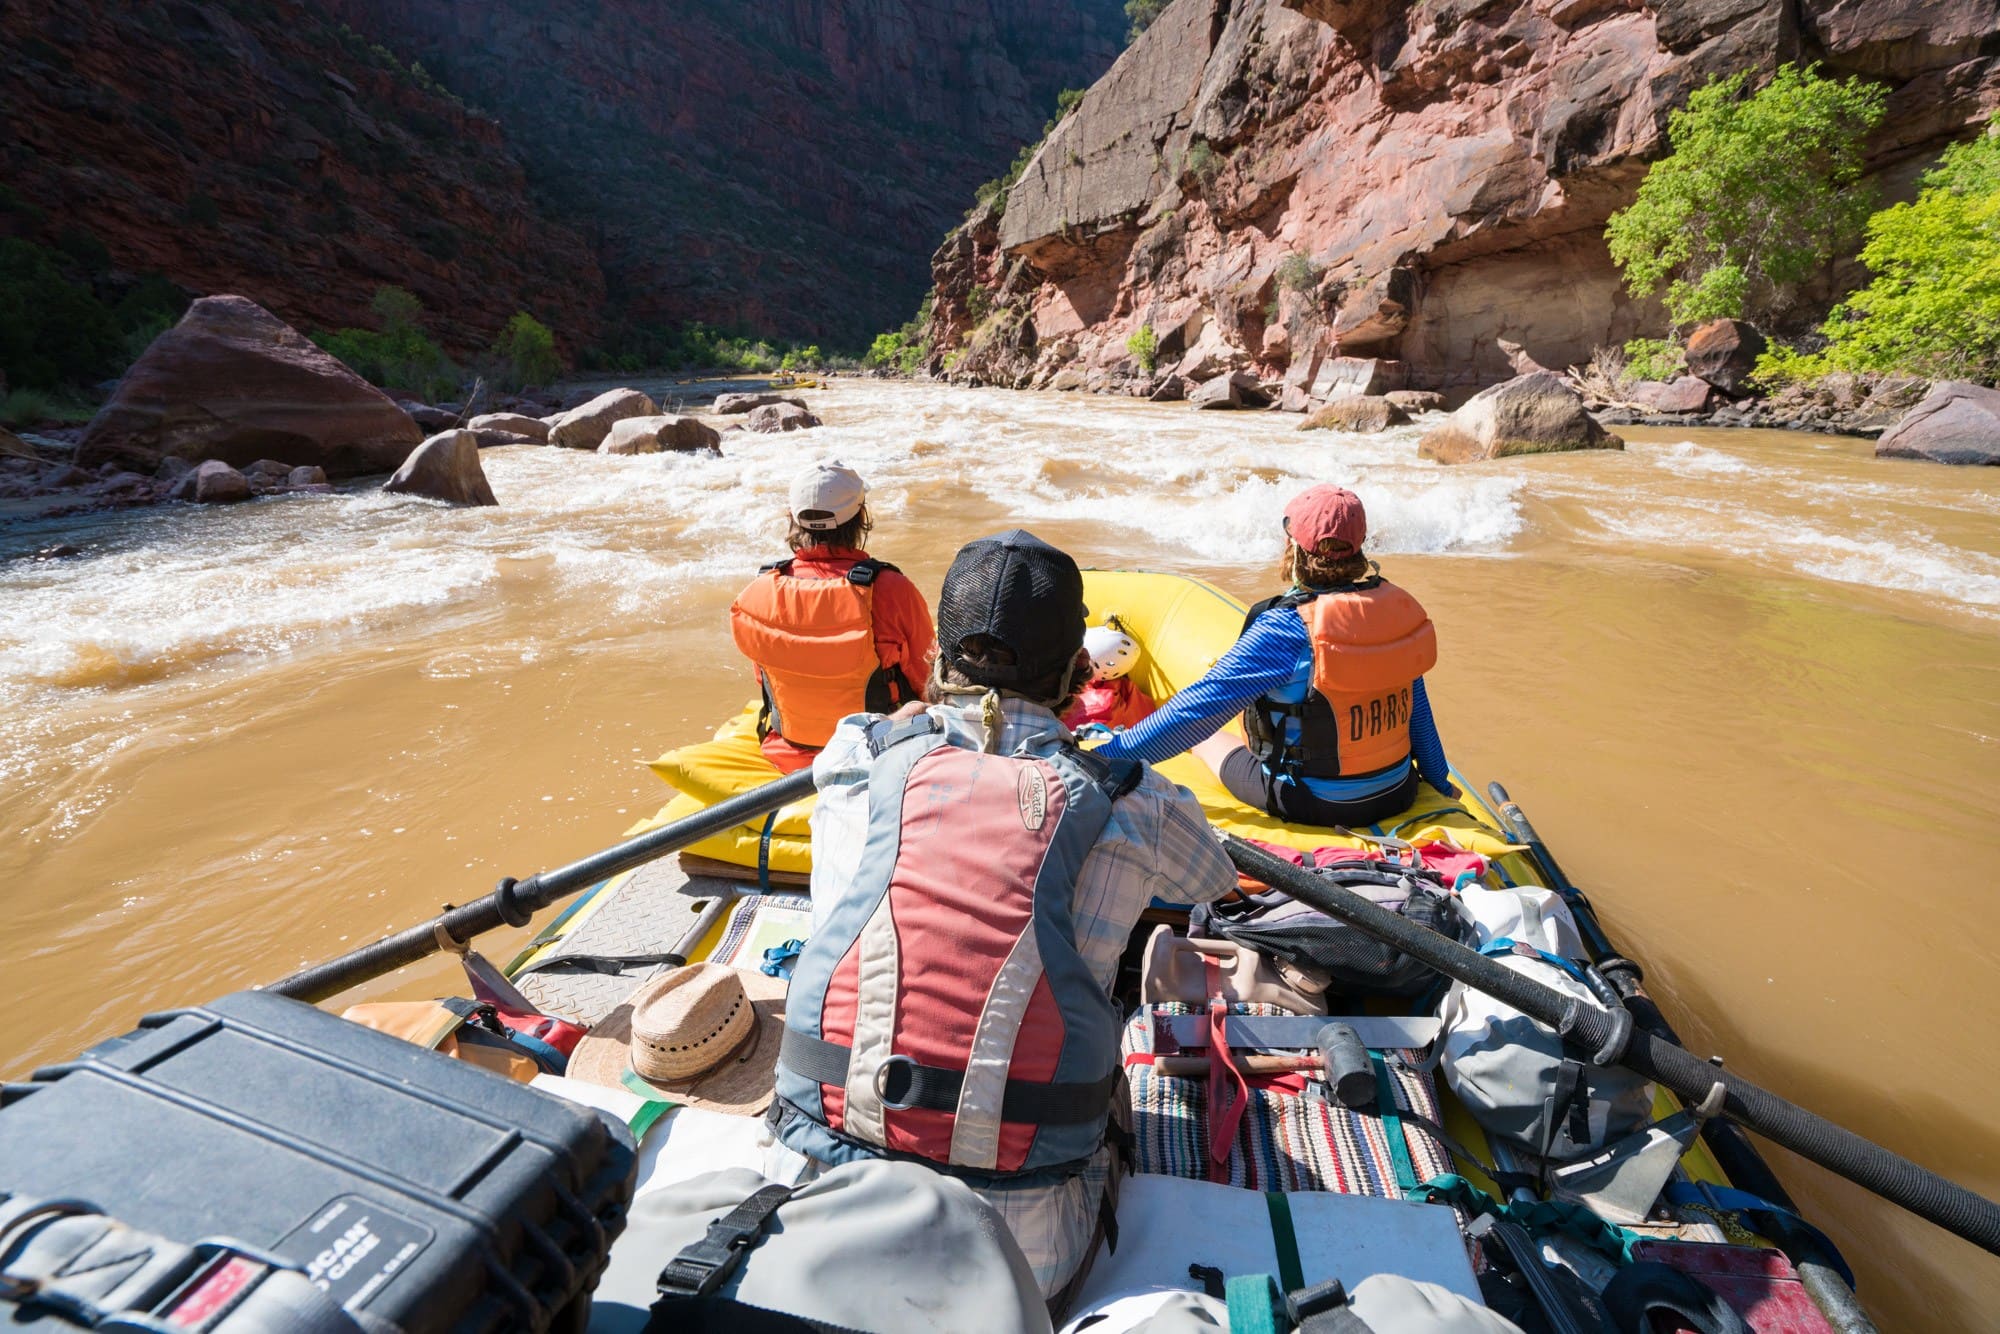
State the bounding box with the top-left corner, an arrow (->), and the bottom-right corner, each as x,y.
655,1183 -> 801,1299
779,1030 -> 1117,1126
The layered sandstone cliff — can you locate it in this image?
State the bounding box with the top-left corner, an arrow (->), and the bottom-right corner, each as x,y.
930,0 -> 2000,394
0,0 -> 604,354
319,0 -> 1128,344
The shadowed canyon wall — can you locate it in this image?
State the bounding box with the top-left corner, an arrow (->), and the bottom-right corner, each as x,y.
932,0 -> 2000,392
2,0 -> 1128,355
317,0 -> 1130,345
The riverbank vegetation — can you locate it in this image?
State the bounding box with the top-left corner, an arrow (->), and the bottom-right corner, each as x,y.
1610,64 -> 2000,390
314,287 -> 566,398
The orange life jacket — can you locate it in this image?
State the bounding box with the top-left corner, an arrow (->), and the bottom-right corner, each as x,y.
730,558 -> 916,750
1241,578 -> 1438,780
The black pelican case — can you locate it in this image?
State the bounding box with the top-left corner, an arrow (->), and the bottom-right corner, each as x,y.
0,989 -> 636,1332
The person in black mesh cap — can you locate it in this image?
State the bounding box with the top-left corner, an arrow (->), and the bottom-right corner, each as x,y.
774,529 -> 1237,1310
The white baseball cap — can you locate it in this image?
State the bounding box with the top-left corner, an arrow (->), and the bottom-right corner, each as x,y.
789,461 -> 866,530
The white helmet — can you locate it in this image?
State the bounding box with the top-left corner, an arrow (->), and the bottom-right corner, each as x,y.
1083,625 -> 1139,681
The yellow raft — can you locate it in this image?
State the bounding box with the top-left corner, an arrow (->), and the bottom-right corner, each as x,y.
639,570 -> 1526,878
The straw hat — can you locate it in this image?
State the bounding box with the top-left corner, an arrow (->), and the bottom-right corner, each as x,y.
569,963 -> 787,1116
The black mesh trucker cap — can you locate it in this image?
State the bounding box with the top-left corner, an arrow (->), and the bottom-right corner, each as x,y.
937,530 -> 1087,686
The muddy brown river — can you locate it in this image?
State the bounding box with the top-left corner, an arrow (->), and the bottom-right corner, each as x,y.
3,379 -> 1996,1328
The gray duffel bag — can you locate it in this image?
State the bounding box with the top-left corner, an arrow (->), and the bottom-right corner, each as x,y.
588,1160 -> 1053,1334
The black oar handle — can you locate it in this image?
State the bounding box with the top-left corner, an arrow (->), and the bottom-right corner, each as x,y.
1221,833 -> 2000,1258
265,768 -> 818,1004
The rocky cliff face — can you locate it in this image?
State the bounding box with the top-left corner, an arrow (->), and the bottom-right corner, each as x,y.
319,0 -> 1129,345
1,0 -> 605,355
932,0 -> 2000,393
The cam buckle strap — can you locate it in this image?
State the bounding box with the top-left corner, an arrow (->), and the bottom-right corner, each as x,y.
656,1183 -> 801,1299
780,1030 -> 1116,1125
760,559 -> 794,575
845,559 -> 883,586
863,712 -> 944,758
1542,1059 -> 1591,1159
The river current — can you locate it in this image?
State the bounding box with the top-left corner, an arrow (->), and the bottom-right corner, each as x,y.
3,379 -> 1996,1327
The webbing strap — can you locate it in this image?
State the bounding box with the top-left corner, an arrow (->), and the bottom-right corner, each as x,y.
1661,1182 -> 1856,1288
1225,1274 -> 1284,1334
756,811 -> 778,893
1409,1174 -> 1642,1262
1264,1193 -> 1305,1294
779,1030 -> 1116,1125
1480,937 -> 1590,985
656,1183 -> 800,1299
1368,1052 -> 1419,1192
1205,959 -> 1250,1185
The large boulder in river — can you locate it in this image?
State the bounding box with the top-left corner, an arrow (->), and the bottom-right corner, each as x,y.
744,403 -> 823,433
383,430 -> 498,505
1190,370 -> 1271,411
76,296 -> 422,478
1301,396 -> 1408,433
1418,372 -> 1624,465
1874,381 -> 2000,466
600,415 -> 723,454
713,392 -> 808,415
1684,320 -> 1767,396
467,412 -> 550,443
547,388 -> 659,449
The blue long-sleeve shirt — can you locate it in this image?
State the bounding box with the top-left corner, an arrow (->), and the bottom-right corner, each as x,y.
1098,602 -> 1451,797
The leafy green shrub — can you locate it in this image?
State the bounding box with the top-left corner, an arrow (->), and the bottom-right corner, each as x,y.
487,312 -> 561,389
1606,64 -> 1886,327
1275,252 -> 1323,293
780,345 -> 823,372
313,285 -> 460,401
1621,337 -> 1686,382
966,285 -> 993,322
1747,341 -> 1829,388
1126,324 -> 1159,372
1183,140 -> 1222,188
0,388 -> 53,427
1125,0 -> 1167,39
1790,117 -> 2000,383
0,238 -> 120,390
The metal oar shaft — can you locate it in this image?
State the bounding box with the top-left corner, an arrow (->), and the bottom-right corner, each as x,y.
1221,833 -> 2000,1258
266,769 -> 818,1004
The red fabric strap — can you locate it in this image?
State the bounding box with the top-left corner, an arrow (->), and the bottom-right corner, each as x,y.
1204,958 -> 1249,1184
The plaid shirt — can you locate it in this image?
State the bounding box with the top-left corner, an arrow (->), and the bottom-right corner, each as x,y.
805,696 -> 1238,1295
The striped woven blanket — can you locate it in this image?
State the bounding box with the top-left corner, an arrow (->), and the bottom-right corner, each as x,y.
1121,1002 -> 1454,1195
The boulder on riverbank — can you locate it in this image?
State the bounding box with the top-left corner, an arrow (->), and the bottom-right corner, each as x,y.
169,460 -> 252,504
383,430 -> 498,504
1418,372 -> 1624,465
547,389 -> 659,449
1685,320 -> 1767,396
600,415 -> 723,454
1626,377 -> 1715,415
1875,381 -> 2000,466
1386,390 -> 1445,415
745,403 -> 823,433
1191,370 -> 1270,411
77,296 -> 422,478
468,412 -> 550,442
713,392 -> 808,415
1301,396 -> 1408,433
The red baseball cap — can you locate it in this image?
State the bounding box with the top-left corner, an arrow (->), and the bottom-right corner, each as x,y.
1283,484 -> 1367,553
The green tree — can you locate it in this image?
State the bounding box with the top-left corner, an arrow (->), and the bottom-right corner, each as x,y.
1125,0 -> 1167,40
1792,118 -> 2000,383
1606,65 -> 1886,327
488,312 -> 561,389
314,285 -> 459,401
0,238 -> 120,390
1126,324 -> 1159,372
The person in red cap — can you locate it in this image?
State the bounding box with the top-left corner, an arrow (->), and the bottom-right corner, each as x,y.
729,461 -> 935,773
1097,484 -> 1455,826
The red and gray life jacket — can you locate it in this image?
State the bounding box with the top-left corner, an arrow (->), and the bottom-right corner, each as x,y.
774,713 -> 1142,1180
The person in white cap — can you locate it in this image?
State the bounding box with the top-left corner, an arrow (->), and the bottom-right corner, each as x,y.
729,461 -> 935,773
